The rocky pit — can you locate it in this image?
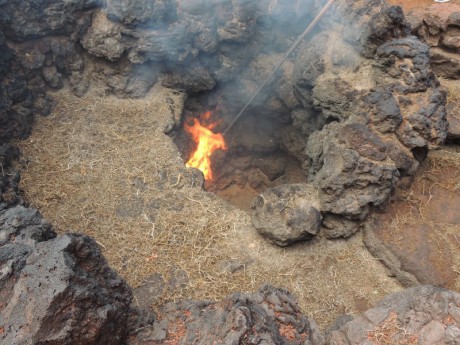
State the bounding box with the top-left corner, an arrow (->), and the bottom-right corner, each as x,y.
1,0 -> 460,344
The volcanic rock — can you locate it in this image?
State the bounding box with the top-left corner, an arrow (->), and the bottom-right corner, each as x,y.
81,12 -> 126,61
126,25 -> 197,64
358,5 -> 411,58
251,183 -> 322,246
409,4 -> 460,79
280,125 -> 308,161
327,285 -> 460,345
431,47 -> 460,80
305,122 -> 399,219
106,0 -> 176,26
0,205 -> 55,244
444,81 -> 460,142
374,37 -> 448,147
0,31 -> 38,145
0,0 -> 99,41
252,153 -> 289,181
0,205 -> 133,345
42,65 -> 63,89
95,60 -> 159,98
50,37 -> 85,73
293,32 -> 328,92
161,61 -> 216,93
365,91 -> 402,134
293,3 -> 448,225
321,214 -> 361,239
130,284 -> 325,345
0,144 -> 21,206
0,0 -> 457,344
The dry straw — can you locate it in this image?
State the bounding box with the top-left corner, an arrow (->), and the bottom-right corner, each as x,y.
19,85 -> 403,328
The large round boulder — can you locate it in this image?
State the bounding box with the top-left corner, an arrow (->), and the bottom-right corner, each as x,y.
251,183 -> 322,247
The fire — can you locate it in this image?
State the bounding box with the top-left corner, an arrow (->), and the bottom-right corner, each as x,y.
184,111 -> 227,181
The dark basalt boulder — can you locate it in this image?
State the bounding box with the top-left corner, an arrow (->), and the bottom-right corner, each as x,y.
130,284 -> 325,345
251,184 -> 322,246
161,62 -> 217,93
106,0 -> 176,26
81,11 -> 126,61
305,122 -> 400,219
359,5 -> 411,58
0,31 -> 40,146
292,1 -> 448,230
409,6 -> 460,79
0,0 -> 101,41
320,214 -> 360,239
0,144 -> 21,206
0,205 -> 133,345
0,113 -> 134,344
128,283 -> 460,345
329,0 -> 410,57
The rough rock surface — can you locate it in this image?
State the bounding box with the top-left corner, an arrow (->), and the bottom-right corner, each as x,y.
0,0 -> 448,236
292,2 -> 448,234
81,12 -> 126,61
408,3 -> 460,79
106,0 -> 176,26
328,285 -> 460,345
0,204 -> 133,344
0,31 -> 37,145
320,214 -> 360,239
442,78 -> 460,142
0,0 -> 99,41
0,0 -> 335,99
130,285 -> 460,345
305,122 -> 400,219
0,144 -> 21,206
130,285 -> 325,345
251,184 -> 322,246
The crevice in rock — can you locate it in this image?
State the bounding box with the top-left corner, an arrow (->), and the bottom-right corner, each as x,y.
412,145 -> 429,162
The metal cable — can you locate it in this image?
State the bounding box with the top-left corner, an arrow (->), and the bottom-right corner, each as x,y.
222,0 -> 335,135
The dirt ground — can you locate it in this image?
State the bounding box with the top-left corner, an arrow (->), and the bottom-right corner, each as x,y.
369,146 -> 460,289
17,86 -> 402,329
388,0 -> 460,11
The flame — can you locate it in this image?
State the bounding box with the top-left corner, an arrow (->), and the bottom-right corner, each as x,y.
184,111 -> 227,181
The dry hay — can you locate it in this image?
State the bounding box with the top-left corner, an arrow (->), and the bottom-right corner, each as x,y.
17,85 -> 402,329
386,146 -> 460,289
412,145 -> 460,200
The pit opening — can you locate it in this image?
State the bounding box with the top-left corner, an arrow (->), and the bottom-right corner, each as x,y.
174,85 -> 310,210
7,0 -> 453,334
18,88 -> 402,329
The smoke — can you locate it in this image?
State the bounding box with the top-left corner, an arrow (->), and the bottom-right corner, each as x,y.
1,0 -> 380,129
94,0 -> 332,126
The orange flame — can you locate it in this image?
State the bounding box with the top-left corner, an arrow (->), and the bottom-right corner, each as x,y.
184,111 -> 227,181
